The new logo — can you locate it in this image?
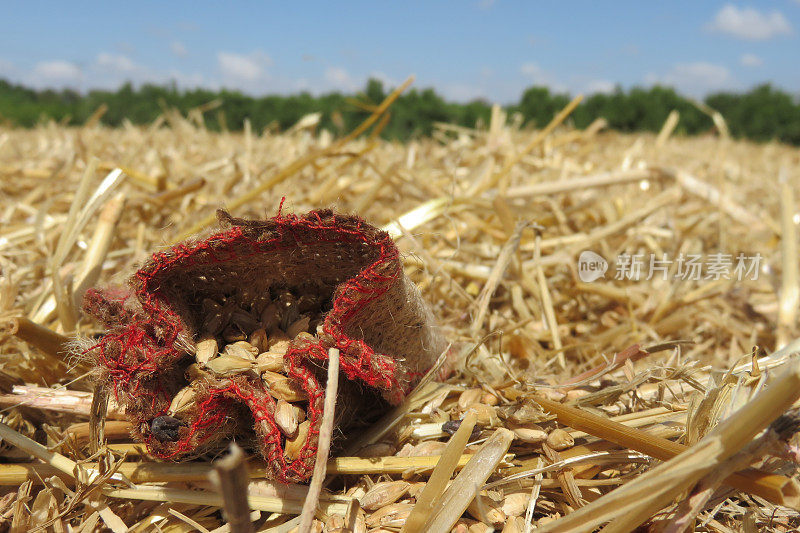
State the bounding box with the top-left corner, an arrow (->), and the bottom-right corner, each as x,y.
578,250 -> 608,282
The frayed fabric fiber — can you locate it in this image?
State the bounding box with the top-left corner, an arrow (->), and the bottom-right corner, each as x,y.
84,209 -> 446,482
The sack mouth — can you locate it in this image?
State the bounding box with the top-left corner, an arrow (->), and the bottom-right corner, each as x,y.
135,210 -> 386,343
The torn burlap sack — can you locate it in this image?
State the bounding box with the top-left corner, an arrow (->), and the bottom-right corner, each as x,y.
84,208 -> 446,482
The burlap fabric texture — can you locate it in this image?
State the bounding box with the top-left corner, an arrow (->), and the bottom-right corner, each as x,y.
84,209 -> 446,482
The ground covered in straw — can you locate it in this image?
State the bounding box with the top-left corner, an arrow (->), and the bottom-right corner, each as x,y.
1,100 -> 800,532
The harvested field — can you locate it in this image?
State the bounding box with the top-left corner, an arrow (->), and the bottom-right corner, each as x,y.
1,93 -> 800,531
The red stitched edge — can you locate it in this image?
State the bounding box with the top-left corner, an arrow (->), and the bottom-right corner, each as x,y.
85,210 -> 417,482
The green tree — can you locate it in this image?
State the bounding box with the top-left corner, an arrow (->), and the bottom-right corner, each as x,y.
514,86 -> 570,128
707,84 -> 800,144
0,77 -> 798,145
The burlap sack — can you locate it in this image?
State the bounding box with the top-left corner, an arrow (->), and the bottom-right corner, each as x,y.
84,209 -> 446,482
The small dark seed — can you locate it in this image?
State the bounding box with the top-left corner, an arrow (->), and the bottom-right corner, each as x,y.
150,415 -> 185,442
442,419 -> 481,440
771,409 -> 800,440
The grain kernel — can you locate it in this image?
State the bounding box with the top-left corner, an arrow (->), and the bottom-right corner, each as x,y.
224,340 -> 258,360
248,328 -> 269,352
284,420 -> 310,461
360,480 -> 410,511
260,303 -> 280,332
482,392 -> 500,406
286,316 -> 311,338
168,386 -> 196,416
546,428 -> 574,451
262,370 -> 307,401
466,403 -> 499,426
206,354 -> 253,376
194,336 -> 218,364
512,427 -> 547,444
274,399 -> 298,438
458,388 -> 483,410
255,351 -> 285,373
365,502 -> 413,528
466,493 -> 505,527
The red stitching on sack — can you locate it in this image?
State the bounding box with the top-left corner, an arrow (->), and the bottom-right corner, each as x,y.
85,209 -> 422,481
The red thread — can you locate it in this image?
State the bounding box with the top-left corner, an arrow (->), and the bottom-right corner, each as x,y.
85,209 -> 428,482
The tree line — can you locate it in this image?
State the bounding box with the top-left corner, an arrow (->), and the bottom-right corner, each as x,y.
1,78 -> 798,145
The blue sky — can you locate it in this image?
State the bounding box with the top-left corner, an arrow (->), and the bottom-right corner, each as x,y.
1,1 -> 798,103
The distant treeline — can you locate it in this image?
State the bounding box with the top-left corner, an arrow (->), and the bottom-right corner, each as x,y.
1,78 -> 799,145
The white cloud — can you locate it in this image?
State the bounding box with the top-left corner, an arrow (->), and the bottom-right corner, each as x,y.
89,53 -> 159,89
707,5 -> 792,40
0,58 -> 14,75
519,62 -> 567,92
32,61 -> 81,84
439,83 -> 487,102
646,62 -> 733,96
740,53 -> 763,67
369,70 -> 396,87
584,79 -> 616,94
166,69 -> 204,87
324,66 -> 358,91
96,53 -> 136,72
1,53 -> 210,92
521,66 -> 618,97
170,41 -> 188,58
520,62 -> 545,79
217,51 -> 272,83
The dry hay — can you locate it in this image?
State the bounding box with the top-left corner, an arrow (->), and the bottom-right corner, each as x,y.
1,87 -> 800,532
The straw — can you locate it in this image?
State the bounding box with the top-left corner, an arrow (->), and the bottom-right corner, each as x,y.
298,348 -> 340,533
777,167 -> 798,348
471,222 -> 527,337
175,76 -> 416,241
6,318 -> 70,364
533,395 -> 799,507
0,421 -> 87,482
536,360 -> 800,532
471,94 -> 584,194
2,96 -> 799,531
421,429 -> 514,532
208,444 -> 254,533
402,411 -> 478,532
